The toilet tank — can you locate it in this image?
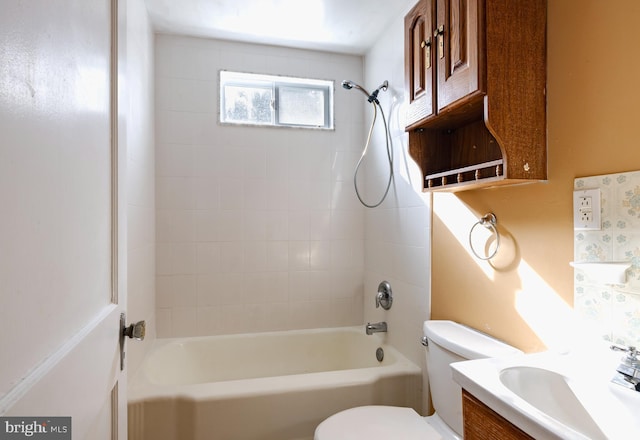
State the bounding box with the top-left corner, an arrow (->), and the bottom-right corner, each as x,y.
423,320 -> 522,437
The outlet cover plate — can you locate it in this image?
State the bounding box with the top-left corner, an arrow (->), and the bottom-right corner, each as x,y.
573,188 -> 601,230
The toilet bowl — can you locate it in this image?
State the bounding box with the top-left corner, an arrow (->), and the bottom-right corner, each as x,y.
314,406 -> 457,440
314,320 -> 522,440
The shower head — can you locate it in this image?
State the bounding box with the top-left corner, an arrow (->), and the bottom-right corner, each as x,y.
341,80 -> 370,97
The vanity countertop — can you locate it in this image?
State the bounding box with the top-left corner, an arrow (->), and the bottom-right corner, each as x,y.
451,347 -> 640,440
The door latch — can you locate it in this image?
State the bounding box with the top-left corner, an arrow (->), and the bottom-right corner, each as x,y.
119,313 -> 146,370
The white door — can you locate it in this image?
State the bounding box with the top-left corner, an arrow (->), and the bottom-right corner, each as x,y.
0,1 -> 128,438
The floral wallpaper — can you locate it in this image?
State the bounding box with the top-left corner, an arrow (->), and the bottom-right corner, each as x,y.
574,170 -> 640,348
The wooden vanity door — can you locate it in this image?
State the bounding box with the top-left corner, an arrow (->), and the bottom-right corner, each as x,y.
405,0 -> 436,127
435,0 -> 485,113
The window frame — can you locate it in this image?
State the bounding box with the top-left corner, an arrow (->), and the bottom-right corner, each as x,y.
219,70 -> 334,130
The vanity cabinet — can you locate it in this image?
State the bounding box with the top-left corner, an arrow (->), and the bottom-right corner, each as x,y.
462,390 -> 534,440
404,0 -> 547,191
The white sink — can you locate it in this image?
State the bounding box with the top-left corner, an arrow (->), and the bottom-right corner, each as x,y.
451,350 -> 640,440
499,366 -> 606,439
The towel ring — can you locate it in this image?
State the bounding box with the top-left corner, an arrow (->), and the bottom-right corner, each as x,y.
469,213 -> 500,260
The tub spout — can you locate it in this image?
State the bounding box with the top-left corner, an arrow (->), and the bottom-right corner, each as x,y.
366,322 -> 387,335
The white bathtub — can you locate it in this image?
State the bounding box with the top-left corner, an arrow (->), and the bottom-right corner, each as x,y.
128,326 -> 422,440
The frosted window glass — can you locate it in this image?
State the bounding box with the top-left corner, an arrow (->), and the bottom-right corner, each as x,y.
223,85 -> 273,124
278,87 -> 326,127
219,70 -> 333,129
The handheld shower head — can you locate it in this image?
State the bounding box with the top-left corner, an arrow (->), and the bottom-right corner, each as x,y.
342,80 -> 370,98
341,80 -> 354,90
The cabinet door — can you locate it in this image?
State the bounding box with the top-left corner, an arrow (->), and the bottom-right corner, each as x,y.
435,0 -> 485,112
405,0 -> 435,127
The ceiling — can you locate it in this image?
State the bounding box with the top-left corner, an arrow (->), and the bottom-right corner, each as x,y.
145,0 -> 413,55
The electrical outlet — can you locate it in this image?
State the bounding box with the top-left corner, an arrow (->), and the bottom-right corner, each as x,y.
578,196 -> 592,209
580,209 -> 592,223
573,188 -> 601,230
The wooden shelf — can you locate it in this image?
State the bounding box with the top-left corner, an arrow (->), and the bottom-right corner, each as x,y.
425,159 -> 503,189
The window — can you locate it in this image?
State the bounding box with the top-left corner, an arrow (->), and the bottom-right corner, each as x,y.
220,71 -> 334,129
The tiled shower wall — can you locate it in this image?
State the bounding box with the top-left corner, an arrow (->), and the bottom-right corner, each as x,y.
363,0 -> 431,369
125,0 -> 156,374
574,170 -> 640,348
154,35 -> 366,337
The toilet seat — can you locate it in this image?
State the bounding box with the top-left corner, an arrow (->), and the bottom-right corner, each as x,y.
314,406 -> 443,440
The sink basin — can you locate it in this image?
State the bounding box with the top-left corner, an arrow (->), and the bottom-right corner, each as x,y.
452,351 -> 640,440
499,366 -> 606,439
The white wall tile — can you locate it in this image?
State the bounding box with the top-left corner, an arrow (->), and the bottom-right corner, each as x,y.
331,210 -> 364,240
197,273 -> 244,306
309,210 -> 332,241
195,176 -> 220,210
288,241 -> 311,271
243,241 -> 268,272
156,35 -> 365,336
195,209 -> 220,241
156,144 -> 197,177
266,241 -> 289,272
156,176 -> 197,209
243,180 -> 270,211
155,308 -> 173,338
196,242 -> 221,274
194,146 -> 221,177
288,210 -> 310,240
218,242 -> 244,273
171,307 -> 199,337
310,241 -> 332,270
197,306 -> 221,334
220,178 -> 244,210
156,209 -> 196,243
288,180 -> 312,209
243,272 -> 289,304
218,210 -> 244,241
264,210 -> 289,241
289,300 -> 333,329
266,145 -> 290,180
218,146 -> 246,178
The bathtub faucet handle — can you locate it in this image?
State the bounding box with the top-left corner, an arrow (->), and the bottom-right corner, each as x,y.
376,281 -> 393,310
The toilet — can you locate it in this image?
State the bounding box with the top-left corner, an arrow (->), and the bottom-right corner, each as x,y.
314,320 -> 522,440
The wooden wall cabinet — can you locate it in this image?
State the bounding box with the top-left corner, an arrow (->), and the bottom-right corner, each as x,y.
462,390 -> 534,440
404,0 -> 547,191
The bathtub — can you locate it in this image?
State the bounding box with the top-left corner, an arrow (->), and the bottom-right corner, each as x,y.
128,326 -> 422,440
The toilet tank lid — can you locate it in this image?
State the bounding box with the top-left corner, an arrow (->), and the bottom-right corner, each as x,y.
423,320 -> 522,360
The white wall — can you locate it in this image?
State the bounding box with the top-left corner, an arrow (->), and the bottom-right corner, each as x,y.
363,0 -> 432,414
154,35 -> 366,337
125,0 -> 156,376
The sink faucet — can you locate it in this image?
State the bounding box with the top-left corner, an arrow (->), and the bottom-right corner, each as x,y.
366,322 -> 387,335
610,344 -> 640,392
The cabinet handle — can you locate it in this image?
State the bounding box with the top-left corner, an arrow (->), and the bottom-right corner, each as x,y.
434,25 -> 445,59
421,38 -> 431,69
